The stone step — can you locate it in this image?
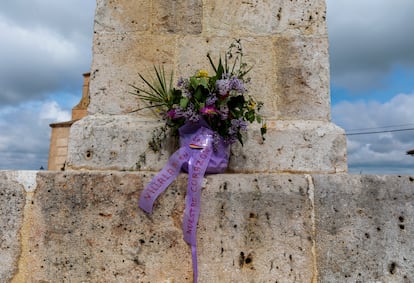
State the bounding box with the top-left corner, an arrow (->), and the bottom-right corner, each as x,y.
1,171 -> 413,282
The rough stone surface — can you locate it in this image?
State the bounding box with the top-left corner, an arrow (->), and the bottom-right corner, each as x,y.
93,0 -> 327,36
66,0 -> 345,173
66,115 -> 174,171
3,171 -> 414,282
89,33 -> 178,115
0,171 -> 31,283
314,174 -> 414,282
274,35 -> 330,120
203,0 -> 327,37
12,171 -> 314,282
89,33 -> 330,121
88,32 -> 330,121
229,120 -> 346,173
94,0 -> 152,33
88,0 -> 331,120
66,115 -> 347,173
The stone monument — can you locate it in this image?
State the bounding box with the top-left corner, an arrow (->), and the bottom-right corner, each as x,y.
66,0 -> 347,173
3,1 -> 413,282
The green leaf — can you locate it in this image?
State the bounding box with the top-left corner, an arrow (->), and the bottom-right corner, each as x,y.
207,53 -> 217,73
193,90 -> 201,102
180,97 -> 189,108
237,132 -> 243,146
245,110 -> 255,123
216,58 -> 225,79
199,77 -> 209,89
260,126 -> 267,140
228,95 -> 245,113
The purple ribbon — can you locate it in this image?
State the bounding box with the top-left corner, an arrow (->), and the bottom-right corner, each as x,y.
139,125 -> 226,283
139,146 -> 189,213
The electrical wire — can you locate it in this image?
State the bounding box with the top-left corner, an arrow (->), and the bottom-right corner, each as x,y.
345,123 -> 414,132
346,127 -> 414,136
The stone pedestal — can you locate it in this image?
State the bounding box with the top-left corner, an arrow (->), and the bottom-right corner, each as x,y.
3,171 -> 414,282
66,0 -> 347,173
67,115 -> 346,173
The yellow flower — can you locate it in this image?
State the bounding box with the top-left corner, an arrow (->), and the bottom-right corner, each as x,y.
196,70 -> 209,78
248,100 -> 256,109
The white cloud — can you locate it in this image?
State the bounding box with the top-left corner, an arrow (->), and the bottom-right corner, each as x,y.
333,92 -> 414,173
39,101 -> 71,121
0,100 -> 70,170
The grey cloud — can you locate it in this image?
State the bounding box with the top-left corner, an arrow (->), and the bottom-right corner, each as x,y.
0,101 -> 70,170
0,0 -> 95,39
332,92 -> 414,173
367,137 -> 397,154
327,0 -> 414,91
0,1 -> 95,106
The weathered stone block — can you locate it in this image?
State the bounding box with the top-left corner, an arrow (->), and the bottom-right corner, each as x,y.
4,171 -> 414,282
14,171 -> 314,282
0,171 -> 33,283
274,35 -> 331,120
94,0 -> 151,33
89,32 -> 330,121
152,0 -> 203,34
198,174 -> 314,282
95,0 -> 203,35
89,33 -> 178,115
229,120 -> 347,173
66,115 -> 174,171
89,0 -> 330,121
66,115 -> 347,173
314,174 -> 414,282
203,0 -> 327,36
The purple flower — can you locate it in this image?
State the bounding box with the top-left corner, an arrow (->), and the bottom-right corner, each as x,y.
229,77 -> 246,93
188,112 -> 200,122
182,103 -> 200,122
216,76 -> 246,96
183,89 -> 193,98
229,118 -> 248,135
216,79 -> 231,96
167,107 -> 186,120
206,95 -> 218,105
200,105 -> 218,116
177,77 -> 185,87
166,109 -> 176,119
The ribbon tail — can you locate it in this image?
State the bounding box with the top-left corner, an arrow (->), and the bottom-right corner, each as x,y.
139,147 -> 189,213
182,146 -> 212,244
182,143 -> 213,282
192,245 -> 198,283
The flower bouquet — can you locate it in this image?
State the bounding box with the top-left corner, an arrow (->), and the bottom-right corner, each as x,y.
130,39 -> 266,150
131,40 -> 265,282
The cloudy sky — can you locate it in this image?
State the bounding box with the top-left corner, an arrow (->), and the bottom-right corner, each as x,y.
0,0 -> 95,170
327,0 -> 414,173
0,1 -> 414,174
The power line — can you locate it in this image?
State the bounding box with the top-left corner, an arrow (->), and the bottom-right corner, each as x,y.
346,127 -> 414,136
344,123 -> 414,132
